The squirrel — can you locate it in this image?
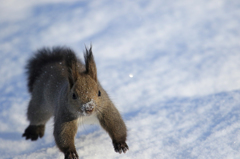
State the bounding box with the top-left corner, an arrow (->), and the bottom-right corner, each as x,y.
22,46 -> 129,159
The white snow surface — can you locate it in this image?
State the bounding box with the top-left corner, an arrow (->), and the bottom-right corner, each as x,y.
0,0 -> 240,158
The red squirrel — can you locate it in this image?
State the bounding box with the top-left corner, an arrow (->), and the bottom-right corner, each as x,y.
22,46 -> 128,159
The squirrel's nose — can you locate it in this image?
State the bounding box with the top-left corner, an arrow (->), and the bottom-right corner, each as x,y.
82,100 -> 95,115
85,103 -> 94,113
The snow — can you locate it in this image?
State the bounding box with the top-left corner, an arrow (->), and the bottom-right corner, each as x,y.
81,99 -> 95,116
0,0 -> 240,158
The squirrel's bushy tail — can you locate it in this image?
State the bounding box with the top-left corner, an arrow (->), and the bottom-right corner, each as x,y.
26,47 -> 78,93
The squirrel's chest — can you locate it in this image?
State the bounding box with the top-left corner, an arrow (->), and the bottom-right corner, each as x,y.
77,112 -> 99,125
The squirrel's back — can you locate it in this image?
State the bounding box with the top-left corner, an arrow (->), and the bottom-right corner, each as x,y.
26,47 -> 79,93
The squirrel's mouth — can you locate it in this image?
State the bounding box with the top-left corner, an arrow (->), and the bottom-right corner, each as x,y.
80,100 -> 95,116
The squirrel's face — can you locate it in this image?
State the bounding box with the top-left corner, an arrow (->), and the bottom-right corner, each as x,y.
68,74 -> 101,116
67,47 -> 99,116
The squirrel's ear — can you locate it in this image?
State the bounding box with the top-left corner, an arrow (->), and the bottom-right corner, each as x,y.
84,46 -> 97,82
65,52 -> 79,88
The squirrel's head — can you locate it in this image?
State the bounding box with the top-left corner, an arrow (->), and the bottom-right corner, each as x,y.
66,47 -> 101,116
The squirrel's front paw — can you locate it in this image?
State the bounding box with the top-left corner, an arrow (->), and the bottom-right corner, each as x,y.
64,150 -> 79,159
113,141 -> 129,154
22,125 -> 45,141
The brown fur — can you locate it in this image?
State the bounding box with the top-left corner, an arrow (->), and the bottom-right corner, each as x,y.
23,46 -> 128,159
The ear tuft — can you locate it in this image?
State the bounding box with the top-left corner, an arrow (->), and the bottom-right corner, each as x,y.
65,51 -> 79,88
84,45 -> 97,82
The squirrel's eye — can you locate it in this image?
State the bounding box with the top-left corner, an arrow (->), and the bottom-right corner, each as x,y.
98,90 -> 101,97
72,93 -> 77,99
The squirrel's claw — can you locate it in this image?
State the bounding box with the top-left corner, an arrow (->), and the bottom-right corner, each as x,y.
113,141 -> 129,154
